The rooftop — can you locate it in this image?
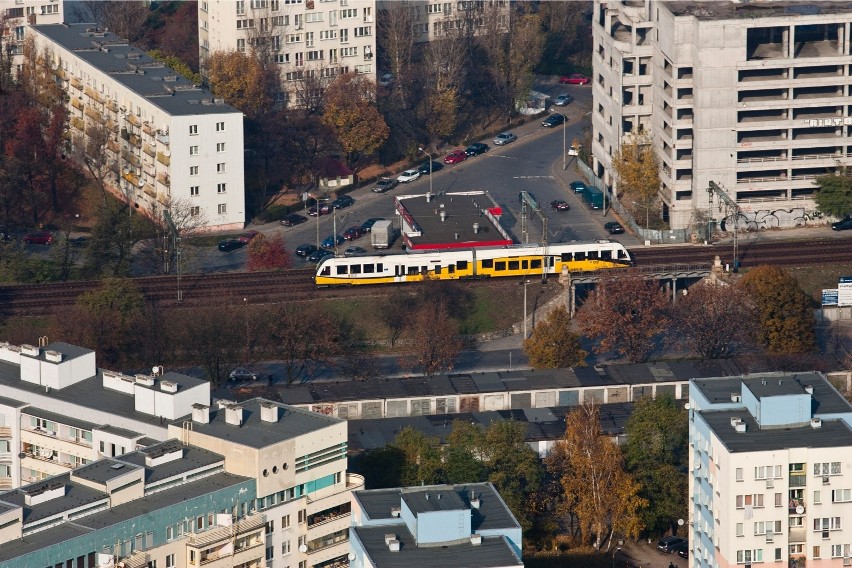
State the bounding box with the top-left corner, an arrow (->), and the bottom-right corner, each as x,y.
119,439 -> 225,484
31,24 -> 240,117
699,410 -> 852,453
352,526 -> 522,568
72,458 -> 143,486
183,398 -> 342,448
396,192 -> 512,250
402,488 -> 467,513
664,1 -> 852,20
26,342 -> 93,362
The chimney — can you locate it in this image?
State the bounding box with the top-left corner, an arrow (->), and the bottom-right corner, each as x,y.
384,533 -> 396,545
425,493 -> 430,501
260,402 -> 279,423
805,385 -> 814,394
388,539 -> 400,552
21,344 -> 39,357
390,507 -> 401,518
426,192 -> 432,203
44,350 -> 62,363
473,223 -> 479,234
192,404 -> 210,424
135,374 -> 155,387
811,418 -> 822,429
470,534 -> 482,545
437,493 -> 442,499
159,380 -> 178,393
440,211 -> 447,222
471,495 -> 481,509
225,405 -> 244,426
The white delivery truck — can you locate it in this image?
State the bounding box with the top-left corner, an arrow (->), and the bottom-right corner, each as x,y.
371,219 -> 396,249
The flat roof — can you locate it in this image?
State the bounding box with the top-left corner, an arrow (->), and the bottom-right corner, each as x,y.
355,483 -> 520,532
119,440 -> 225,484
183,398 -> 341,448
31,24 -> 240,117
0,394 -> 27,409
396,192 -> 511,249
353,526 -> 522,568
72,458 -> 143,485
402,488 -> 466,513
97,424 -> 142,439
0,474 -> 106,524
693,372 -> 852,415
30,342 -> 94,361
664,1 -> 852,20
700,410 -> 852,453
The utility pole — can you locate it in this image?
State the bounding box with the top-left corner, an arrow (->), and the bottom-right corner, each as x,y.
163,209 -> 182,302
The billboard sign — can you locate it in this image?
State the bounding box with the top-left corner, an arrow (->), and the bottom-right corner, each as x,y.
839,277 -> 852,307
823,289 -> 839,306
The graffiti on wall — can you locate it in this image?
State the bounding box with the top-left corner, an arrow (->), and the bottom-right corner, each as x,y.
719,207 -> 823,231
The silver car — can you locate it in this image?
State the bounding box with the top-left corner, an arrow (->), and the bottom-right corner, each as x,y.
493,132 -> 517,146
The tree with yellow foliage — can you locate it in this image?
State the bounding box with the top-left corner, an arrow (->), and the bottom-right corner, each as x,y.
321,74 -> 389,169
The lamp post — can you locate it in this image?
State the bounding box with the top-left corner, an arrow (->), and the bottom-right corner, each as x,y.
552,111 -> 568,171
418,146 -> 433,196
631,200 -> 652,232
612,546 -> 622,568
314,195 -> 329,251
522,279 -> 531,338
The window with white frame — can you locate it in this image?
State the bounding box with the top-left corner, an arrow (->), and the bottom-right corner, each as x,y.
295,52 -> 304,66
217,163 -> 226,173
216,122 -> 225,132
282,514 -> 290,528
165,554 -> 175,568
217,142 -> 225,153
190,166 -> 198,176
736,550 -> 762,564
272,15 -> 287,26
189,125 -> 198,135
237,19 -> 254,29
286,33 -> 303,43
236,0 -> 245,14
754,520 -> 782,535
320,30 -> 337,40
218,204 -> 227,214
282,540 -> 291,554
340,8 -> 356,18
427,3 -> 442,13
813,546 -> 821,559
307,50 -> 323,61
271,0 -> 279,9
814,517 -> 842,531
305,32 -> 314,47
189,145 -> 199,156
736,523 -> 743,537
755,465 -> 783,480
735,494 -> 764,508
354,26 -> 371,37
355,64 -> 372,74
217,183 -> 227,193
341,47 -> 357,57
736,468 -> 743,481
833,544 -> 845,558
190,186 -> 199,196
306,12 -> 323,22
815,462 -> 842,476
190,206 -> 200,216
814,490 -> 821,504
832,489 -> 852,503
237,38 -> 246,53
340,28 -> 348,43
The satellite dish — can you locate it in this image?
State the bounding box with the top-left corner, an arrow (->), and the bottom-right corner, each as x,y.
299,544 -> 308,553
684,403 -> 691,410
152,366 -> 159,373
678,518 -> 685,526
348,553 -> 356,561
796,505 -> 804,514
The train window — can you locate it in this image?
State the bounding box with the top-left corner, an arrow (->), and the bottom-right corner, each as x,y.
495,261 -> 506,271
575,251 -> 586,261
522,260 -> 528,269
377,263 -> 384,271
457,260 -> 468,270
363,264 -> 374,274
320,266 -> 331,275
435,266 -> 442,275
481,259 -> 493,268
589,250 -> 599,259
508,260 -> 519,270
601,250 -> 612,260
448,265 -> 455,274
560,253 -> 572,262
336,266 -> 348,275
351,265 -> 361,274
531,259 -> 542,269
407,266 -> 418,275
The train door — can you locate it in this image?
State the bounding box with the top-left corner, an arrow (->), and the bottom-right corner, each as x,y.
395,264 -> 404,281
471,250 -> 478,277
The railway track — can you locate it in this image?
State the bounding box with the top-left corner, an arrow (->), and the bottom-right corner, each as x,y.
1,237 -> 849,316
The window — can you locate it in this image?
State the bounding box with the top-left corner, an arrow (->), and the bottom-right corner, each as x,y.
191,206 -> 200,217
217,163 -> 226,173
282,540 -> 291,554
298,509 -> 306,524
814,517 -> 842,531
190,186 -> 199,196
236,18 -> 255,29
355,64 -> 372,74
341,47 -> 358,57
307,50 -> 324,61
217,142 -> 225,153
340,28 -> 348,43
354,26 -> 371,37
790,544 -> 803,554
165,554 -> 175,568
736,523 -> 743,537
340,8 -> 356,18
833,489 -> 852,503
189,125 -> 198,135
218,204 -> 227,214
265,546 -> 274,561
775,493 -> 783,507
265,520 -> 274,534
736,468 -> 743,481
190,166 -> 198,176
736,550 -> 762,564
320,30 -> 337,40
286,33 -> 303,43
237,38 -> 246,53
833,544 -> 845,558
236,0 -> 245,14
814,490 -> 821,504
736,494 -> 764,508
813,546 -> 820,559
306,11 -> 323,22
216,122 -> 225,132
755,520 -> 782,535
428,3 -> 442,13
217,183 -> 226,194
189,145 -> 198,156
756,465 -> 783,479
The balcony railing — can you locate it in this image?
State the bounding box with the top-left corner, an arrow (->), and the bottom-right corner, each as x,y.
0,427 -> 11,437
308,511 -> 350,529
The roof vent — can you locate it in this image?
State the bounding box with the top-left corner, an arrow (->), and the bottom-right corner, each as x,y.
384,533 -> 396,545
730,393 -> 741,402
110,463 -> 125,470
734,420 -> 746,433
192,403 -> 210,424
21,344 -> 39,357
473,222 -> 479,234
805,385 -> 814,395
470,534 -> 482,545
811,418 -> 822,429
44,350 -> 62,363
225,405 -> 244,426
260,402 -> 279,423
388,539 -> 400,551
425,493 -> 430,500
135,374 -> 155,387
159,380 -> 178,393
440,210 -> 447,222
730,417 -> 741,427
390,507 -> 401,518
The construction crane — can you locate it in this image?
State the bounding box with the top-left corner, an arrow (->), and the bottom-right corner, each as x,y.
707,181 -> 740,272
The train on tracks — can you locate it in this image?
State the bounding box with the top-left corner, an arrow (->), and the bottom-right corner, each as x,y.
314,241 -> 632,286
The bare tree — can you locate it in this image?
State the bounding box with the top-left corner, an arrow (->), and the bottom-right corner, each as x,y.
378,2 -> 414,106
70,2 -> 149,42
402,301 -> 462,376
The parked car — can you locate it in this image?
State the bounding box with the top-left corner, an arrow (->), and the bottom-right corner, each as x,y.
444,149 -> 467,164
344,246 -> 367,257
308,203 -> 332,216
23,231 -> 53,245
331,195 -> 355,209
570,181 -> 587,193
541,113 -> 567,128
676,543 -> 689,559
372,177 -> 399,193
229,367 -> 259,381
554,94 -> 574,106
218,238 -> 244,252
832,217 -> 852,231
0,225 -> 11,242
295,243 -> 318,257
378,73 -> 394,87
551,200 -> 570,211
361,218 -> 385,232
605,221 -> 625,234
465,142 -> 489,157
417,161 -> 442,175
236,230 -> 259,244
493,132 -> 517,146
560,73 -> 590,85
67,236 -> 89,248
321,234 -> 345,249
397,169 -> 421,183
657,536 -> 687,554
308,248 -> 334,263
281,213 -> 308,227
343,226 -> 366,241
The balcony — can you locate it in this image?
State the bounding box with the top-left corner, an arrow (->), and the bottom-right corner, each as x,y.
84,107 -> 103,123
70,78 -> 82,91
789,527 -> 807,543
157,152 -> 170,166
0,427 -> 10,438
143,144 -> 156,158
307,528 -> 349,555
157,172 -> 170,187
187,514 -> 265,567
347,473 -> 365,490
70,98 -> 83,111
0,479 -> 12,490
789,475 -> 808,488
789,499 -> 806,514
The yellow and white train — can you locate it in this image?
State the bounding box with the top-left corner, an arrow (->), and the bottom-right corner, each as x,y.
314,241 -> 631,286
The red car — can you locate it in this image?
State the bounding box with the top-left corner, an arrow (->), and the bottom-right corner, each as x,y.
551,200 -> 571,211
23,231 -> 53,245
236,230 -> 259,244
443,150 -> 467,165
560,73 -> 590,85
308,204 -> 332,217
342,226 -> 366,241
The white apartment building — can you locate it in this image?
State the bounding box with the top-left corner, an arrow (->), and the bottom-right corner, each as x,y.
376,0 -> 510,44
0,0 -> 64,74
30,23 -> 246,231
593,1 -> 852,231
199,0 -> 377,107
688,372 -> 852,568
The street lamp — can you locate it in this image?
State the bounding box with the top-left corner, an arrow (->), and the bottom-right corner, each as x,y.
553,111 -> 567,171
313,195 -> 330,251
522,279 -> 531,339
612,546 -> 622,568
418,146 -> 433,196
631,200 -> 652,232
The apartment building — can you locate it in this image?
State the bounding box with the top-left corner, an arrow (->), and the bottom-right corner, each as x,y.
29,23 -> 246,231
376,0 -> 510,44
593,1 -> 852,231
688,372 -> 852,568
199,0 -> 377,107
350,482 -> 523,568
0,0 -> 64,74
